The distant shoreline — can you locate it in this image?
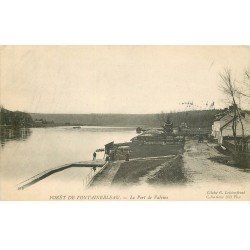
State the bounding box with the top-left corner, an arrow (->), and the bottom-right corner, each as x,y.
0,124 -> 139,130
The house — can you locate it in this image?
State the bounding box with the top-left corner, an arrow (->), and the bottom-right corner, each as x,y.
212,110 -> 250,144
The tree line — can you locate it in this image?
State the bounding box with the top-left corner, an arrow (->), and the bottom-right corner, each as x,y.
30,109 -> 221,128
2,106 -> 242,129
0,106 -> 33,128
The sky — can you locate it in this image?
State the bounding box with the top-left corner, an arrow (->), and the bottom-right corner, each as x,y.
1,46 -> 249,114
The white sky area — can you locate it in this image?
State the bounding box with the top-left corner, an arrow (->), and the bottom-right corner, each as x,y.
1,46 -> 249,114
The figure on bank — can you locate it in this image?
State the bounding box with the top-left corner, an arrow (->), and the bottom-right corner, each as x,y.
93,151 -> 97,160
198,134 -> 204,143
125,152 -> 130,162
105,155 -> 110,162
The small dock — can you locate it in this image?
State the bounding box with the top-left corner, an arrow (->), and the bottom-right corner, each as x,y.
17,160 -> 105,190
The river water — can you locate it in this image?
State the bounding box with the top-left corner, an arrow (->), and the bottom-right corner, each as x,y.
0,126 -> 136,198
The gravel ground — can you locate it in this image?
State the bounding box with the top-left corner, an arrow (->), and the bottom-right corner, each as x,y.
183,140 -> 250,187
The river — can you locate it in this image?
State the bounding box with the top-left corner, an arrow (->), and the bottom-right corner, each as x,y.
0,126 -> 136,199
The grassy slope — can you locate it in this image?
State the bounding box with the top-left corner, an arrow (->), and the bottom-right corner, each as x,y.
112,142 -> 184,186
129,143 -> 184,159
112,158 -> 169,186
147,155 -> 187,185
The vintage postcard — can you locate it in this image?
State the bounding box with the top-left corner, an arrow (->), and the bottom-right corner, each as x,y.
0,46 -> 249,201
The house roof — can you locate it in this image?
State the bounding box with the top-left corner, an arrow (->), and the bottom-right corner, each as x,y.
214,111 -> 234,121
220,117 -> 236,131
215,108 -> 247,121
220,112 -> 248,131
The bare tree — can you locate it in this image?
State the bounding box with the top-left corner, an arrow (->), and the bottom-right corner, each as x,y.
243,69 -> 250,96
219,68 -> 245,149
236,69 -> 250,100
246,70 -> 250,79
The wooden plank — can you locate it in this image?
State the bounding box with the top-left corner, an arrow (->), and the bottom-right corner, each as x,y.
17,160 -> 105,190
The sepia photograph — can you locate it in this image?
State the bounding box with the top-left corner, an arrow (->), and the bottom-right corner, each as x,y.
1,2 -> 250,250
0,45 -> 249,200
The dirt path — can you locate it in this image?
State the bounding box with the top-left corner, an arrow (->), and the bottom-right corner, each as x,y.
183,140 -> 250,187
90,140 -> 250,189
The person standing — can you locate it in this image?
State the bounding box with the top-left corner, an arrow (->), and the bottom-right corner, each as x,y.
125,152 -> 130,162
105,155 -> 110,162
93,151 -> 97,160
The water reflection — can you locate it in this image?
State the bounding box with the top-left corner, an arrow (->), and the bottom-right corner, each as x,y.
1,126 -> 136,184
0,127 -> 32,148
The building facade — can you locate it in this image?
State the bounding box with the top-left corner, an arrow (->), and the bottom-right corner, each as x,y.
212,111 -> 250,144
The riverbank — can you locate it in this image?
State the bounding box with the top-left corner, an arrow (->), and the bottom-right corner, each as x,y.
89,155 -> 185,188
3,137 -> 250,201
90,138 -> 250,189
3,125 -> 249,201
90,142 -> 185,187
112,156 -> 177,186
